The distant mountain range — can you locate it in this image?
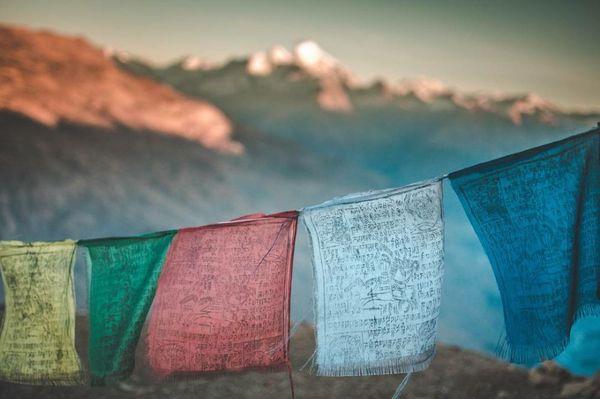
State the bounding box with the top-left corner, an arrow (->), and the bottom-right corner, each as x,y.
0,25 -> 598,375
115,40 -> 599,182
118,40 -> 598,125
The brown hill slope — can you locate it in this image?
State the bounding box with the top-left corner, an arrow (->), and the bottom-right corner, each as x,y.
0,25 -> 242,154
0,321 -> 598,399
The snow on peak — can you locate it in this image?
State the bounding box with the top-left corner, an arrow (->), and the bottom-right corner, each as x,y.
298,41 -> 356,81
245,41 -> 354,112
244,42 -> 582,124
247,46 -> 294,75
293,41 -> 353,112
246,40 -> 349,79
182,56 -> 216,71
246,51 -> 273,76
295,41 -> 333,67
393,77 -> 452,103
507,93 -> 559,125
388,77 -> 569,125
519,93 -> 557,110
268,45 -> 294,65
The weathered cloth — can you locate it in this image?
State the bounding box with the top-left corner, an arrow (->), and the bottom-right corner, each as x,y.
449,129 -> 600,363
147,212 -> 298,378
0,240 -> 83,385
302,179 -> 444,376
80,231 -> 176,385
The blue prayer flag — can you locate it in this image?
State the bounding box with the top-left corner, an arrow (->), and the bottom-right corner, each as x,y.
449,129 -> 600,364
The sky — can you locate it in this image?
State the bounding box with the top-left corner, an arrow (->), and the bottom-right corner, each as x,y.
1,0 -> 599,109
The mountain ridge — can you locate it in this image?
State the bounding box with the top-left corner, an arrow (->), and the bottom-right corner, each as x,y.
0,24 -> 243,154
119,40 -> 599,125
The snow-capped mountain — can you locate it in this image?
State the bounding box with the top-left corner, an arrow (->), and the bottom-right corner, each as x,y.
133,40 -> 597,125
244,41 -> 354,112
181,56 -> 213,71
391,79 -> 569,125
115,40 -> 598,181
245,41 -> 353,80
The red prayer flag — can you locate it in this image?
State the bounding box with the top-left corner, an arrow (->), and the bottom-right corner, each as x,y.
146,211 -> 298,377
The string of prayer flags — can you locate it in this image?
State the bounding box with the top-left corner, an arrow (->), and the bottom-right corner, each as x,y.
0,240 -> 83,385
449,129 -> 600,364
80,230 -> 176,385
0,126 -> 597,389
147,212 -> 298,378
301,179 -> 444,377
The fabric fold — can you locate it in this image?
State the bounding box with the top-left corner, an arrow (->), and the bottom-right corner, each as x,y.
302,179 -> 445,377
0,240 -> 83,385
79,230 -> 176,385
146,211 -> 298,378
449,129 -> 600,363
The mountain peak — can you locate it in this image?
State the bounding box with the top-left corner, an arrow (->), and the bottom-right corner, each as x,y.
506,93 -> 560,125
293,41 -> 336,73
394,77 -> 452,102
138,37 -> 596,124
181,56 -> 217,71
267,45 -> 294,65
245,40 -> 351,80
246,51 -> 273,76
244,41 -> 354,113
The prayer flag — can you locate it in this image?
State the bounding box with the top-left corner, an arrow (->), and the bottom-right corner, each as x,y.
0,240 -> 83,385
302,180 -> 444,376
80,230 -> 175,385
147,212 -> 298,378
449,129 -> 600,363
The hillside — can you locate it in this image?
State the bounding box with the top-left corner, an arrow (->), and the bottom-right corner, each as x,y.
0,25 -> 240,153
0,321 -> 598,399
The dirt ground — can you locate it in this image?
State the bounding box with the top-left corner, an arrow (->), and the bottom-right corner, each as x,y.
1,320 -> 599,399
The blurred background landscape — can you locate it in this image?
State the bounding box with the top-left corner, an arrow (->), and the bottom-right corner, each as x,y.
0,1 -> 599,397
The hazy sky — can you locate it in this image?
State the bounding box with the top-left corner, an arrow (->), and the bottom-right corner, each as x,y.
1,0 -> 599,109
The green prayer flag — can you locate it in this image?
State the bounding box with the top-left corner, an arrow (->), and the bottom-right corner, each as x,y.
0,240 -> 83,385
80,231 -> 175,385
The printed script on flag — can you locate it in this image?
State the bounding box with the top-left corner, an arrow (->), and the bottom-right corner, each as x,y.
302,180 -> 444,376
146,212 -> 298,377
81,231 -> 175,385
0,240 -> 82,385
450,130 -> 600,363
